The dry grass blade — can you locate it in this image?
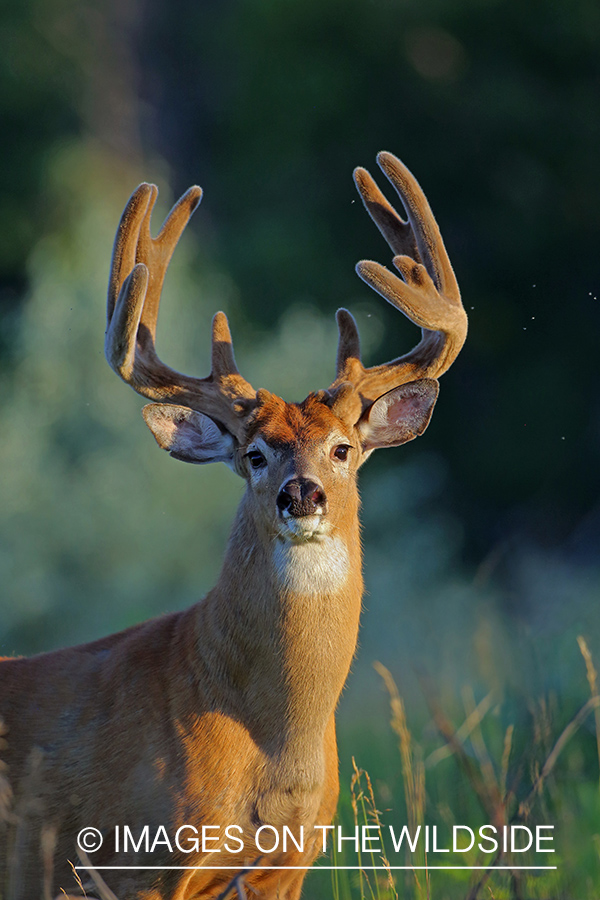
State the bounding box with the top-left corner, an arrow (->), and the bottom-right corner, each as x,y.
215,856 -> 263,900
461,685 -> 499,797
350,759 -> 371,900
518,694 -> 600,819
62,859 -> 89,899
467,684 -> 600,899
425,691 -> 495,768
373,663 -> 425,834
577,635 -> 600,786
416,669 -> 504,829
61,847 -> 118,900
363,769 -> 398,900
500,724 -> 514,799
374,662 -> 427,900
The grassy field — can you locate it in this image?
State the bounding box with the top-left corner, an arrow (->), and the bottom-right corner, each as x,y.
302,635 -> 600,900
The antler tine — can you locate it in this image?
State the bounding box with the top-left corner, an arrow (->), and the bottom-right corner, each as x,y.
105,184 -> 256,437
335,308 -> 361,379
376,152 -> 460,300
352,164 -> 421,263
330,153 -> 467,412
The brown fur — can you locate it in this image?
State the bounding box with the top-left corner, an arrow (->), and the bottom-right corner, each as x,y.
1,154 -> 466,898
0,397 -> 363,900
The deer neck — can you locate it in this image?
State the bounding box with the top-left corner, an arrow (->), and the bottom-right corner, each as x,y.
193,489 -> 363,759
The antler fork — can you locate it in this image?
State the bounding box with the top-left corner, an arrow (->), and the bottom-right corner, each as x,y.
105,183 -> 256,437
331,152 -> 468,410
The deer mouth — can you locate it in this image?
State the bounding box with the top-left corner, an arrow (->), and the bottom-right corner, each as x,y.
277,509 -> 330,543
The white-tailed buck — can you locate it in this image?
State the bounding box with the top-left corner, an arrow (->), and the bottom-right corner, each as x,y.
0,153 -> 467,899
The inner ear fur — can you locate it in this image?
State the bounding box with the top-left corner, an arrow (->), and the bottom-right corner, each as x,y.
142,404 -> 237,466
357,379 -> 439,452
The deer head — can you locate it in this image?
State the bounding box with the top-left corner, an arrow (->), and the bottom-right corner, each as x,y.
105,152 -> 467,548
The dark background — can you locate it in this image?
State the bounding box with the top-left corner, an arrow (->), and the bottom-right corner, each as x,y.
3,0 -> 599,567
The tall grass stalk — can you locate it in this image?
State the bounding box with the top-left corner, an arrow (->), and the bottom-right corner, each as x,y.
577,635 -> 600,788
350,759 -> 398,900
373,662 -> 427,900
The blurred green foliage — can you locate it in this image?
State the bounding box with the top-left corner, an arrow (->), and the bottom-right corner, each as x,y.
144,0 -> 600,554
2,0 -> 600,554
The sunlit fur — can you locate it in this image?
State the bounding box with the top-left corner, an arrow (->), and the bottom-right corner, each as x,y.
1,151 -> 466,898
0,392 -> 364,900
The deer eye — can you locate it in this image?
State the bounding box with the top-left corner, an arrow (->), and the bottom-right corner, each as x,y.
246,450 -> 266,469
331,444 -> 351,462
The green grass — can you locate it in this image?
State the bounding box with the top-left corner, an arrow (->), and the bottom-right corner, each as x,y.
306,635 -> 600,900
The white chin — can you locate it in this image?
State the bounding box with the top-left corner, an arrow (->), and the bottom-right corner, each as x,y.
279,514 -> 328,542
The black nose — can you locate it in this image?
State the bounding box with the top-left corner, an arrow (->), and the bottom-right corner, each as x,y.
276,478 -> 327,517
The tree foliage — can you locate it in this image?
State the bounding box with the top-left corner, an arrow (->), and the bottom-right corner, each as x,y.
1,0 -> 599,638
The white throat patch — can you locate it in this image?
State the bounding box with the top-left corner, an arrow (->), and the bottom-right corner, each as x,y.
272,536 -> 349,596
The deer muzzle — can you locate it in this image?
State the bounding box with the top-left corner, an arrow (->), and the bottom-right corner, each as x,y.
276,477 -> 328,518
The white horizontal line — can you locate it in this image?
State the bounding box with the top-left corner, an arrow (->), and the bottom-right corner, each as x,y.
75,865 -> 557,871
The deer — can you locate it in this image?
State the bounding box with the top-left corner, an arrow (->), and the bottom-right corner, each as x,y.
0,152 -> 467,900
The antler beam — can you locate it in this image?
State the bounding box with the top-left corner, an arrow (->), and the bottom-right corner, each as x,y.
105,184 -> 256,437
331,152 -> 468,409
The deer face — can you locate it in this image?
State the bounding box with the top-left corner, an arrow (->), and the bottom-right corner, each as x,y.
238,393 -> 358,543
142,378 -> 439,545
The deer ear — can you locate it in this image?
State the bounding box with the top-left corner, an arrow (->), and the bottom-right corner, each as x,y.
357,379 -> 439,452
142,404 -> 236,468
